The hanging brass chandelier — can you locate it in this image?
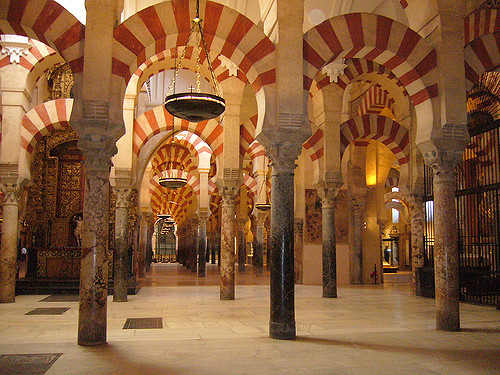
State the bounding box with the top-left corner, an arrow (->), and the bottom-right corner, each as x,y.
159,129 -> 188,189
164,0 -> 225,122
256,161 -> 271,211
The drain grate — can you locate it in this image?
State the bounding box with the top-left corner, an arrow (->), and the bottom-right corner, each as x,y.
123,317 -> 163,329
0,353 -> 61,375
39,294 -> 79,302
25,307 -> 70,315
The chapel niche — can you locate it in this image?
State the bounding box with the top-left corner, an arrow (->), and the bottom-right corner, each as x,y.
25,131 -> 84,250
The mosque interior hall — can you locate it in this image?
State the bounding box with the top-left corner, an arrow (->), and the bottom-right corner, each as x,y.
0,0 -> 499,373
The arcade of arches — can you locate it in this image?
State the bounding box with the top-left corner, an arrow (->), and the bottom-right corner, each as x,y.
0,0 -> 499,347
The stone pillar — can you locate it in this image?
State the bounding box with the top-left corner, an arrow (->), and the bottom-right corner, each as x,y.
294,218 -> 303,284
220,186 -> 238,300
253,212 -> 267,276
269,153 -> 297,340
319,188 -> 340,298
197,215 -> 208,277
0,164 -> 19,303
113,187 -> 131,302
348,192 -> 366,285
237,219 -> 246,272
137,215 -> 149,278
77,137 -> 116,346
425,150 -> 462,331
410,198 -> 425,295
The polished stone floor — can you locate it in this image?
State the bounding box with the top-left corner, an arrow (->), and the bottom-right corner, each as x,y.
0,264 -> 499,374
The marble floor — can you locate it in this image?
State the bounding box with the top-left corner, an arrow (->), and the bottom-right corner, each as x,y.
0,264 -> 499,375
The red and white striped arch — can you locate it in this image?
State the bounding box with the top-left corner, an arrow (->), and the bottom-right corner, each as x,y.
21,98 -> 73,154
113,1 -> 275,88
176,131 -> 213,157
358,84 -> 395,116
246,140 -> 265,160
311,58 -> 408,96
240,115 -> 258,156
340,114 -> 409,165
0,0 -> 85,74
242,172 -> 257,199
128,47 -> 249,101
133,106 -> 223,157
150,173 -> 197,221
304,13 -> 438,111
151,144 -> 197,176
0,37 -> 61,77
464,8 -> 500,90
302,129 -> 324,177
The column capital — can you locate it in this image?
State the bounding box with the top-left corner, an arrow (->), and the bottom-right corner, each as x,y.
423,148 -> 463,182
220,185 -> 240,202
114,187 -> 132,209
78,135 -> 117,173
254,209 -> 269,224
0,35 -> 31,64
267,141 -> 301,173
349,191 -> 366,212
197,211 -> 210,225
318,187 -> 341,209
0,163 -> 20,205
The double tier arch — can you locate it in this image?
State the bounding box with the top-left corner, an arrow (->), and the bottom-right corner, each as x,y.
304,13 -> 438,144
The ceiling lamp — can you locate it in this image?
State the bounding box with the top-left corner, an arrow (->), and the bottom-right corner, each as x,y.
164,0 -> 225,122
256,160 -> 271,211
159,129 -> 188,189
159,174 -> 187,189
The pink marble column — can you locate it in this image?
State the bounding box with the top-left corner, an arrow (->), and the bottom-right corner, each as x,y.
425,150 -> 462,331
348,193 -> 366,284
77,137 -> 116,346
319,188 -> 340,298
113,188 -> 131,302
220,186 -> 238,300
0,178 -> 19,303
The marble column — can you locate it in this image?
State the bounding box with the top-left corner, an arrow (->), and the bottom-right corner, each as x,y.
237,219 -> 246,272
269,155 -> 296,340
348,193 -> 366,285
294,218 -> 304,284
426,150 -> 462,331
319,188 -> 340,298
0,170 -> 19,303
77,137 -> 116,346
113,188 -> 131,302
197,216 -> 208,277
410,198 -> 425,295
137,216 -> 148,278
220,187 -> 238,300
253,213 -> 267,276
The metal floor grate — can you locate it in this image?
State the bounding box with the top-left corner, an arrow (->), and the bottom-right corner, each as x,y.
123,317 -> 163,329
25,307 -> 70,315
0,353 -> 61,375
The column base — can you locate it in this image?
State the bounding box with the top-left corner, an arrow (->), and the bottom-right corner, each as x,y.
436,313 -> 460,332
112,297 -> 127,303
77,329 -> 107,346
220,289 -> 234,300
322,291 -> 337,298
78,339 -> 107,347
269,321 -> 296,340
